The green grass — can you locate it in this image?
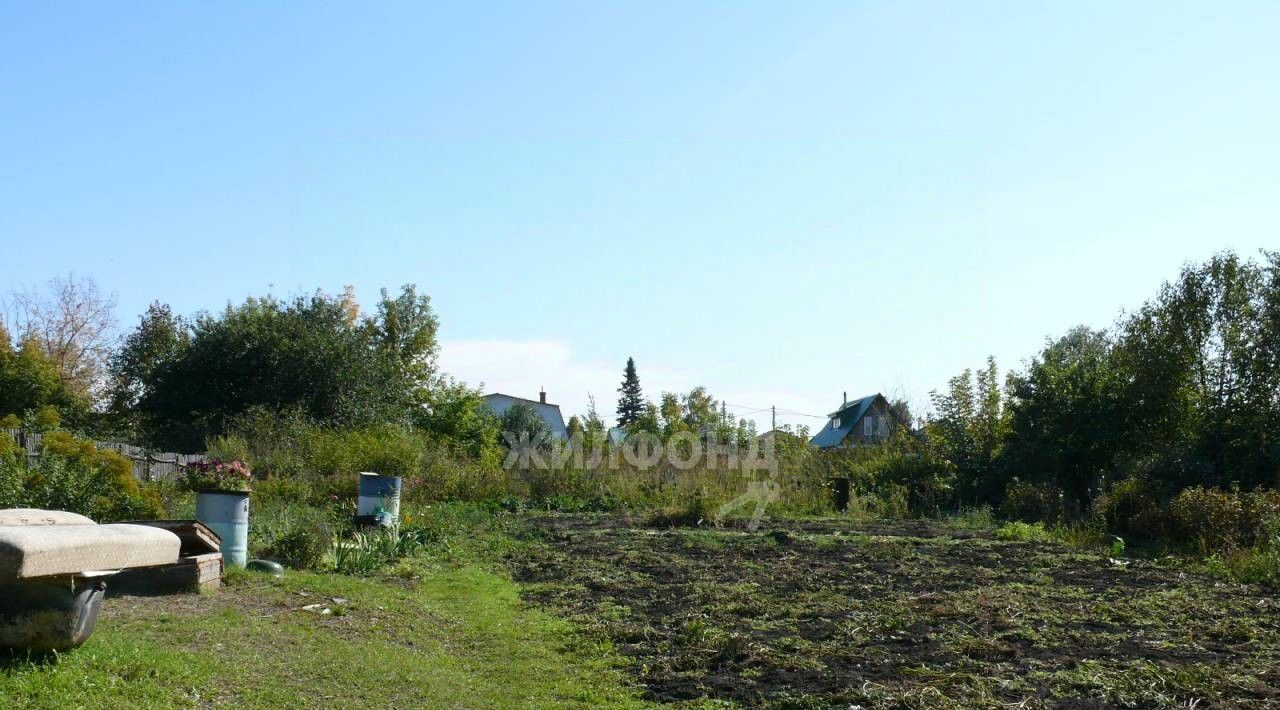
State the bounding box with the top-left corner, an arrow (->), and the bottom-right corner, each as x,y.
1201,547 -> 1280,586
0,539 -> 648,708
6,503 -> 1278,708
994,520 -> 1052,541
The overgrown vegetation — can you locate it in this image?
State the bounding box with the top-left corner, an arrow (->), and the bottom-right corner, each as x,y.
838,250 -> 1280,571
3,251 -> 1279,581
0,430 -> 163,521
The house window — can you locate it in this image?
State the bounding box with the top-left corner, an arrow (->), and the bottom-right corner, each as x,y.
831,416 -> 840,430
864,416 -> 876,437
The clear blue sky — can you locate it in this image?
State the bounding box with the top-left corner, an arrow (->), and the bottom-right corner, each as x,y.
2,2 -> 1276,429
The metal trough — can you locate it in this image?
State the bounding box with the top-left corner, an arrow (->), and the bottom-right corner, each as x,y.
0,510 -> 181,652
0,574 -> 109,652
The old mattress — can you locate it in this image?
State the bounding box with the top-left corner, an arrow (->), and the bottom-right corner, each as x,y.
0,509 -> 97,527
0,524 -> 181,580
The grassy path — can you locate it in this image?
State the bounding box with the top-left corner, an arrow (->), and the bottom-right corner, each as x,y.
0,557 -> 649,709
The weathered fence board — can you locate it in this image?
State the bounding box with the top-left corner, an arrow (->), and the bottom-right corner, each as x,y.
3,429 -> 204,482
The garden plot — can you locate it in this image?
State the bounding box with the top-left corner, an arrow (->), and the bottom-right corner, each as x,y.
510,515 -> 1280,708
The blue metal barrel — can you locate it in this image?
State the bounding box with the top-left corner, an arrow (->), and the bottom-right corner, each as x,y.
357,472 -> 402,523
195,491 -> 250,568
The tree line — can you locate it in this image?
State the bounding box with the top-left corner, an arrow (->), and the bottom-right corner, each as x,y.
2,282 -> 496,457
498,354 -> 764,451
2,279 -> 758,462
3,250 -> 1277,526
919,250 -> 1280,519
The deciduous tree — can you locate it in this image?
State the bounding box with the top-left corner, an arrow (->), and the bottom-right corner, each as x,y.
7,274 -> 117,403
138,287 -> 432,450
106,302 -> 189,437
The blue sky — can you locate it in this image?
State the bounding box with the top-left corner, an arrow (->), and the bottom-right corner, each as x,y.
2,2 -> 1276,430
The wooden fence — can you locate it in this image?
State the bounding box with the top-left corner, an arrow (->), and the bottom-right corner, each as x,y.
3,429 -> 205,482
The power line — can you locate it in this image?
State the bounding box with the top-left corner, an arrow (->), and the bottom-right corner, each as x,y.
772,406 -> 828,418
722,403 -> 772,416
722,402 -> 827,420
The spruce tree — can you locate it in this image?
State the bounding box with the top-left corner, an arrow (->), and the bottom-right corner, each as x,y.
616,357 -> 644,427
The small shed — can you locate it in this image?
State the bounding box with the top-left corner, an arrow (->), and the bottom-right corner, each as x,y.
108,520 -> 223,594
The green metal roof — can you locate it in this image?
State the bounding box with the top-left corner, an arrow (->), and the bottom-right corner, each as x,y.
809,394 -> 878,448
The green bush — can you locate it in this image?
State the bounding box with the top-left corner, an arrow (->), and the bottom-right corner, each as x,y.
252,475 -> 323,506
1002,479 -> 1067,525
143,478 -> 192,518
415,446 -> 506,501
647,487 -> 718,527
269,526 -> 331,570
1091,476 -> 1173,540
0,432 -> 21,460
808,432 -> 956,518
222,408 -> 307,478
29,431 -> 164,520
0,456 -> 24,505
29,405 -> 61,433
1169,486 -> 1280,554
226,413 -> 507,505
1054,524 -> 1110,550
1,440 -> 165,522
945,506 -> 996,529
1204,549 -> 1280,586
876,483 -> 911,519
869,445 -> 954,516
303,425 -> 424,479
205,434 -> 253,465
250,500 -> 342,570
996,521 -> 1052,541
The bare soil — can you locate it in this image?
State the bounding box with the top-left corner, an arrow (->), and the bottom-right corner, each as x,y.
508,515 -> 1280,708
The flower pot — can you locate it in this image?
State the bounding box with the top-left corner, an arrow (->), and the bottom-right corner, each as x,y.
195,490 -> 249,568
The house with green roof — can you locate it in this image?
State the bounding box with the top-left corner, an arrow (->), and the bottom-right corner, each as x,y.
809,392 -> 901,448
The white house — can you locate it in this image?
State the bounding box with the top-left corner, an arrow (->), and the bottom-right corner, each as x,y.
482,390 -> 569,441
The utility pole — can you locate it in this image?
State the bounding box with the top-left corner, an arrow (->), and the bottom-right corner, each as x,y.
771,405 -> 776,432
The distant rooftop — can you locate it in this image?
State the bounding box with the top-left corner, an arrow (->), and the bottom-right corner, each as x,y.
810,393 -> 880,448
482,392 -> 569,440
